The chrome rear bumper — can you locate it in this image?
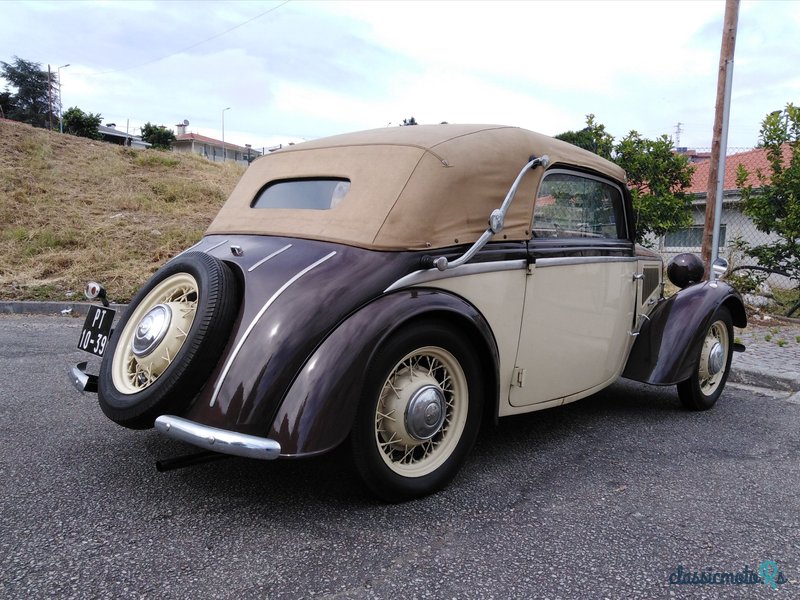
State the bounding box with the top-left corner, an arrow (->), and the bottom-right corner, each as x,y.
68,362 -> 98,393
154,415 -> 281,460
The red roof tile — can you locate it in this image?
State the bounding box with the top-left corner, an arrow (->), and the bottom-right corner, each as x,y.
688,144 -> 792,194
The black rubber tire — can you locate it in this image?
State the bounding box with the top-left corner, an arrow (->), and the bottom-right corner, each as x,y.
98,252 -> 239,429
677,306 -> 734,411
351,320 -> 483,502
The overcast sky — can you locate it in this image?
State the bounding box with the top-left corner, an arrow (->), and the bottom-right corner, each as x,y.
2,0 -> 798,152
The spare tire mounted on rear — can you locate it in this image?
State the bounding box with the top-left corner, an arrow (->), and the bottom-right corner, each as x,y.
98,252 -> 239,429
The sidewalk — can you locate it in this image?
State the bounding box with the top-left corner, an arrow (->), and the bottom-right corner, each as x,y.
730,314 -> 800,398
2,300 -> 799,398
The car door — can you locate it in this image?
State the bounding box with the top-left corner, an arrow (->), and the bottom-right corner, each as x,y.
509,169 -> 638,407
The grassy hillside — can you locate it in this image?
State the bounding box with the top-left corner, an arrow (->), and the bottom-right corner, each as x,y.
0,119 -> 245,302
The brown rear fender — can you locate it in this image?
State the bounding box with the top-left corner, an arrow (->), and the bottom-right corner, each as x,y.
269,289 -> 500,457
622,281 -> 746,386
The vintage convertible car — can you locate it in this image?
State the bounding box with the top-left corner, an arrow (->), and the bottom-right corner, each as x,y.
70,124 -> 746,501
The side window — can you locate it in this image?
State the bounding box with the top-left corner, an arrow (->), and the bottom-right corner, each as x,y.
532,172 -> 626,239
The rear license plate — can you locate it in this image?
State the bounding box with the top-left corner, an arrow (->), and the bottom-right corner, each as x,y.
77,305 -> 115,357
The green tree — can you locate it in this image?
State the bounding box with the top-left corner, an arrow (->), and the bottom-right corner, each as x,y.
62,106 -> 102,139
401,116 -> 418,126
0,56 -> 58,128
141,122 -> 176,150
0,90 -> 12,118
554,114 -> 614,160
615,131 -> 694,243
555,115 -> 694,244
736,103 -> 800,280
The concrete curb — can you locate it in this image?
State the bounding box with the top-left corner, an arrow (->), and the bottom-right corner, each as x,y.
729,366 -> 800,394
0,300 -> 128,318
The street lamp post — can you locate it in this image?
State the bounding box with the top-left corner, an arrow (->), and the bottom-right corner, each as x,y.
57,63 -> 70,133
221,107 -> 230,162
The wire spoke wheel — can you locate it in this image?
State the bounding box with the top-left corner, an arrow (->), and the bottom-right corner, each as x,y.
352,321 -> 483,502
375,346 -> 468,478
98,252 -> 239,429
697,319 -> 729,396
678,306 -> 733,411
112,274 -> 199,394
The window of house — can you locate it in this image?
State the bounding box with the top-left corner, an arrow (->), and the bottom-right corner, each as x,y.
532,171 -> 626,239
251,178 -> 351,210
664,225 -> 726,249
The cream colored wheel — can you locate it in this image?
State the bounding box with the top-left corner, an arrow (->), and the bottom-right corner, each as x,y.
697,319 -> 729,396
678,306 -> 733,411
112,274 -> 198,394
98,252 -> 239,429
352,320 -> 483,502
375,346 -> 469,478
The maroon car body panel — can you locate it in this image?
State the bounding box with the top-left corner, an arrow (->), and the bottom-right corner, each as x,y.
622,281 -> 746,385
270,289 -> 500,456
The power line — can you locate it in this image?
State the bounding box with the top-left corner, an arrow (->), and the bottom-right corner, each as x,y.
91,1 -> 290,76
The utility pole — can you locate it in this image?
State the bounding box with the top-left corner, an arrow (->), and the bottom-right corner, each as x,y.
57,63 -> 70,133
221,107 -> 230,162
47,64 -> 53,130
701,0 -> 740,277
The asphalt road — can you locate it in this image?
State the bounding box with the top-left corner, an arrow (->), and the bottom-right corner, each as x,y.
1,314 -> 798,599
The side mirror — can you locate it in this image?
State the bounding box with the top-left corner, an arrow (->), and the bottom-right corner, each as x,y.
711,257 -> 729,279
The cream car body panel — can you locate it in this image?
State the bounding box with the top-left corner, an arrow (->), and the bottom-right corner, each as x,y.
404,265 -> 528,403
510,257 -> 638,407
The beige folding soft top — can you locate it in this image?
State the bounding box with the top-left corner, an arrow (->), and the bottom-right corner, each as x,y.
208,124 -> 627,251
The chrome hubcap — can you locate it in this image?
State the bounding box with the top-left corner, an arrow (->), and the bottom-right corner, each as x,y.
707,341 -> 724,375
132,304 -> 172,357
405,384 -> 446,441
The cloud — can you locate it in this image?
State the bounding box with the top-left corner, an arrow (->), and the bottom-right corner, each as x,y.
2,0 -> 798,150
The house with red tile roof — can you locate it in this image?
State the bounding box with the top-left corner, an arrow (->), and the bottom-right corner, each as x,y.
654,145 -> 790,260
172,123 -> 261,165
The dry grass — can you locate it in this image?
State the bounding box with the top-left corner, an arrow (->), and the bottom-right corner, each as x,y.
0,119 -> 245,302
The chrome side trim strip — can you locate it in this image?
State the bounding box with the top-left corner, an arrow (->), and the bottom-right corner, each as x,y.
209,251 -> 337,407
204,238 -> 230,254
155,415 -> 281,460
535,256 -> 638,268
167,239 -> 207,263
247,244 -> 292,272
384,259 -> 527,293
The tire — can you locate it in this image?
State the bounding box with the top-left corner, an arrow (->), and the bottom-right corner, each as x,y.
98,252 -> 239,429
351,320 -> 484,502
677,306 -> 733,411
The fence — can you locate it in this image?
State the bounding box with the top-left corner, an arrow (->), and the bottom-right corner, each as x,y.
652,148 -> 797,315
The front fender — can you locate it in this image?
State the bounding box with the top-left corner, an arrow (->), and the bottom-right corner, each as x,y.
622,281 -> 746,385
269,289 -> 499,457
